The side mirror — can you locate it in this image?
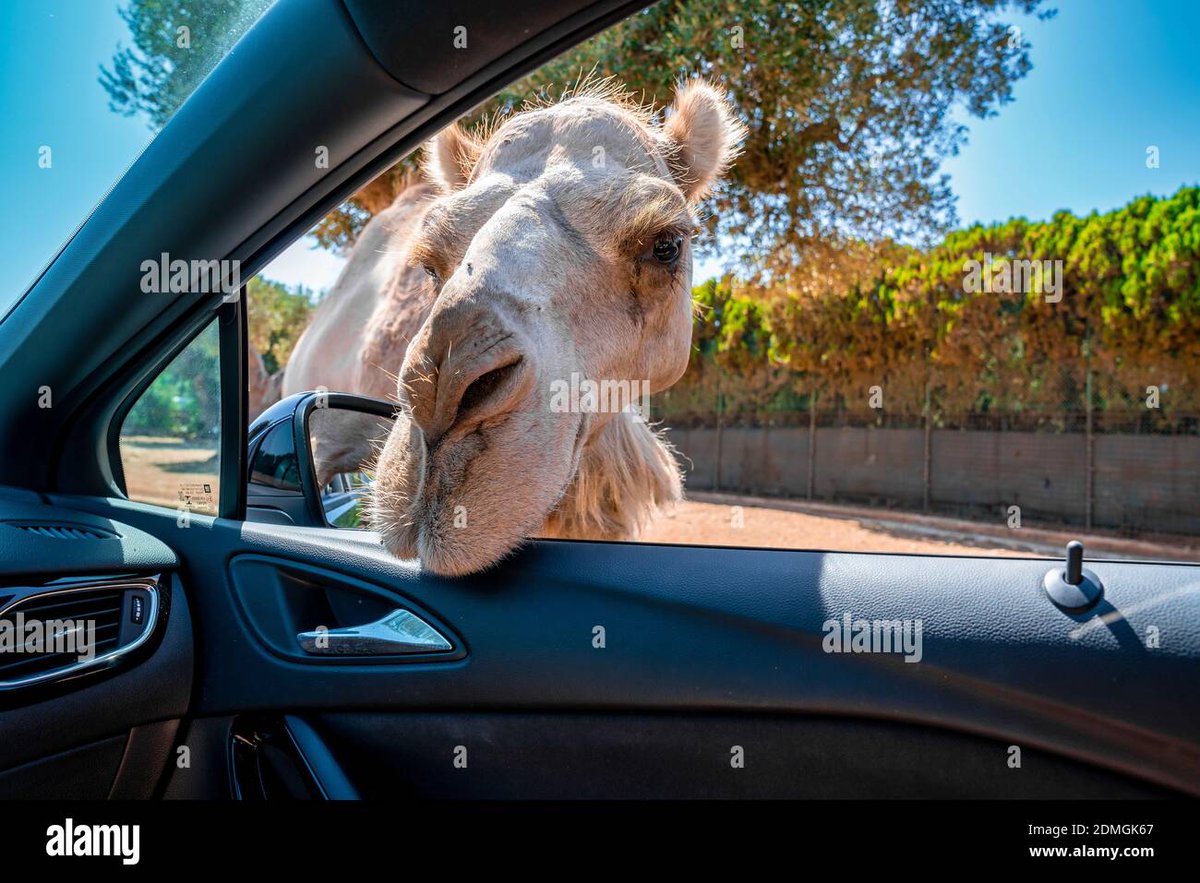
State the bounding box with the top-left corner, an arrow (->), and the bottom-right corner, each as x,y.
246,391 -> 395,528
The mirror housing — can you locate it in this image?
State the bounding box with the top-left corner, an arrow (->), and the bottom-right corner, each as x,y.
246,391 -> 395,528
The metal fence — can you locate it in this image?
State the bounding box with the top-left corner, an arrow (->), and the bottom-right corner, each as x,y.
665,423 -> 1200,535
654,367 -> 1200,536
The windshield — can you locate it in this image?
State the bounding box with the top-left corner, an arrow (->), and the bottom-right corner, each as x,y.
0,0 -> 275,317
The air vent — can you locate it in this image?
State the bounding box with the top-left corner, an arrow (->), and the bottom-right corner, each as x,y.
0,580 -> 159,689
4,522 -> 117,540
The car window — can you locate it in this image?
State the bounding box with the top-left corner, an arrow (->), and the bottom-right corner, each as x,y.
247,0 -> 1199,574
120,320 -> 221,515
0,0 -> 276,320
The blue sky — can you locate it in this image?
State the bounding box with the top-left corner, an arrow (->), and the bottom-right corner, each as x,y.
0,0 -> 155,307
942,0 -> 1200,229
2,0 -> 1198,306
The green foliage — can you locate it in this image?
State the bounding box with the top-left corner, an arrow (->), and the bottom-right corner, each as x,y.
493,0 -> 1048,279
125,279 -> 312,440
102,0 -> 1046,271
100,0 -> 274,128
663,188 -> 1200,430
124,321 -> 221,439
105,1 -> 1192,433
247,276 -> 318,374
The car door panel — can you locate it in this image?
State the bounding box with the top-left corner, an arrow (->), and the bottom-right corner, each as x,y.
47,492 -> 1200,798
0,491 -> 193,799
307,711 -> 1174,799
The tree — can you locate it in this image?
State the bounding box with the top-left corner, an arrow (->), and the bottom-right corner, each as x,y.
103,0 -> 1049,270
663,188 -> 1200,429
100,0 -> 274,129
124,321 -> 221,440
246,276 -> 318,374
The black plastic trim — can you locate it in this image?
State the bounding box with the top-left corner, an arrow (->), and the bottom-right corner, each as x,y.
219,298 -> 249,520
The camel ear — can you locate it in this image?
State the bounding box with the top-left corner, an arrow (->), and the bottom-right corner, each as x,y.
423,122 -> 483,192
660,81 -> 746,203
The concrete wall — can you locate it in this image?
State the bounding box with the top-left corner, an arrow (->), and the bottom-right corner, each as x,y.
668,426 -> 1200,534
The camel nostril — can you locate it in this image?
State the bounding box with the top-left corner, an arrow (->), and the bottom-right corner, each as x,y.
455,357 -> 524,426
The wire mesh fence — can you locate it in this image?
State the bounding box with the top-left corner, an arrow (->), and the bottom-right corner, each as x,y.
654,360 -> 1200,537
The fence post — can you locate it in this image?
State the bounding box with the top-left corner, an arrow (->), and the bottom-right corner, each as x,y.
922,381 -> 932,512
807,389 -> 817,500
1085,368 -> 1094,529
714,370 -> 723,492
760,420 -> 769,497
759,364 -> 771,496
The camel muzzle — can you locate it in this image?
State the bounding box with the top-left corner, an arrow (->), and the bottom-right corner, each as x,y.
401,326 -> 531,450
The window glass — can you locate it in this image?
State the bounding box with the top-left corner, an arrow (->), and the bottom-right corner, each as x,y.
248,1 -> 1200,571
120,321 -> 221,515
1,0 -> 276,320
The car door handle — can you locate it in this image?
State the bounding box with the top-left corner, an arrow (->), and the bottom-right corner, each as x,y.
296,609 -> 453,655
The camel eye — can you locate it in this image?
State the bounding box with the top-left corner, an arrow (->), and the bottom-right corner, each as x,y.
652,235 -> 682,264
423,265 -> 441,284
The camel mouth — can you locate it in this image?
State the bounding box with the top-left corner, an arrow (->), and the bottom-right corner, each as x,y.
370,393 -> 583,577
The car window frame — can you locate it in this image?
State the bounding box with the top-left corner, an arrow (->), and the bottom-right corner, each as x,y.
111,297 -> 247,520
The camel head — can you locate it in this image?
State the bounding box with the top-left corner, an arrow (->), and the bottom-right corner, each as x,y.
370,80 -> 745,575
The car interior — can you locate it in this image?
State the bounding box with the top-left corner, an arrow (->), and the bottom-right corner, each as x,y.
0,0 -> 1197,806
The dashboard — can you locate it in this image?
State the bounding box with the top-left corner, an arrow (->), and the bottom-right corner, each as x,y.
0,486 -> 192,798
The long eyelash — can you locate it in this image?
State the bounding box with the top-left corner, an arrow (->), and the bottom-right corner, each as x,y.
422,273 -> 442,301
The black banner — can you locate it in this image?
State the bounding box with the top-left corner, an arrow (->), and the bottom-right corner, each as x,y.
0,799 -> 1189,871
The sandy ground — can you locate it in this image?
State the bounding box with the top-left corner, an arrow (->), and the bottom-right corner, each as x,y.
642,498 -> 1030,557
117,437 -> 1198,562
120,436 -> 220,514
641,492 -> 1200,561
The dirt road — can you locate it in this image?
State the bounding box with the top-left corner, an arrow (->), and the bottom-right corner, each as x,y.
641,492 -> 1199,561
119,438 -> 1198,563
120,436 -> 220,514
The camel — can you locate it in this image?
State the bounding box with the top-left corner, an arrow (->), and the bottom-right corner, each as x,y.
248,345 -> 284,419
283,80 -> 745,576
